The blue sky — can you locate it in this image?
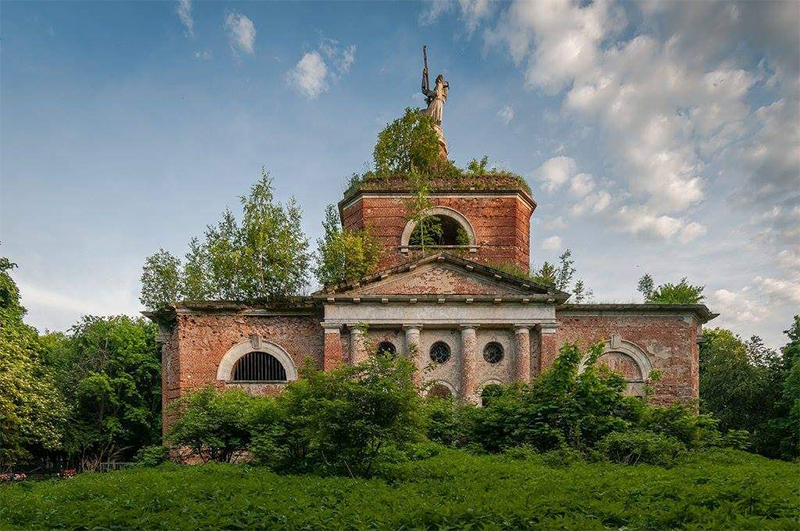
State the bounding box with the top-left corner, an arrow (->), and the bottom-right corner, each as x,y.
2,0 -> 798,347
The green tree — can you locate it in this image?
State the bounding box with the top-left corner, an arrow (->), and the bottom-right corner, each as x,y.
373,108 -> 440,176
139,170 -> 310,309
45,316 -> 162,464
139,249 -> 181,310
699,321 -> 799,460
637,274 -> 654,300
532,261 -> 557,287
646,277 -> 704,304
0,257 -> 67,465
314,205 -> 382,287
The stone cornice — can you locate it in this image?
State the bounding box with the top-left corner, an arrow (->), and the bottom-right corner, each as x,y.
557,303 -> 718,324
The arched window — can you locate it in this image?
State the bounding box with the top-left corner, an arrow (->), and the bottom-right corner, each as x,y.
232,352 -> 287,382
410,215 -> 470,247
400,207 -> 476,251
377,341 -> 397,356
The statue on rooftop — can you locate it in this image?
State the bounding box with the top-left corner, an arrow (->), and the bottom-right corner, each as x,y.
421,45 -> 449,158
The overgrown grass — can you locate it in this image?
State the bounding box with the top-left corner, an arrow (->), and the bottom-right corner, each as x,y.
2,448 -> 798,530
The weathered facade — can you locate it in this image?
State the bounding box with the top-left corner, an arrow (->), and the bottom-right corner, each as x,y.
148,179 -> 716,433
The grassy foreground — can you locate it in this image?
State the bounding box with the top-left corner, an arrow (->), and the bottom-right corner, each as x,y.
1,449 -> 798,530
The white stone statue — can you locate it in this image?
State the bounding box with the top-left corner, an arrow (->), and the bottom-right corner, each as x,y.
421,46 -> 449,157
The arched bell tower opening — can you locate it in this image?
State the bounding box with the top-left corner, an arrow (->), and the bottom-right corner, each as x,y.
339,178 -> 535,271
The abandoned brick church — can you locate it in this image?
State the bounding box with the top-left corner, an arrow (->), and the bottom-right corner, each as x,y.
147,174 -> 717,432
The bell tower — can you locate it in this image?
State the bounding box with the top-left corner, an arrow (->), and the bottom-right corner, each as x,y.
339,176 -> 536,271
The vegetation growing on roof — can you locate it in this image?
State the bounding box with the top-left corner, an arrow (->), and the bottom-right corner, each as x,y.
488,249 -> 594,302
139,170 -> 311,310
314,205 -> 382,287
344,108 -> 532,200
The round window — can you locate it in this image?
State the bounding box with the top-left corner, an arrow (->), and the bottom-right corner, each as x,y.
483,342 -> 504,364
429,341 -> 451,364
377,341 -> 396,356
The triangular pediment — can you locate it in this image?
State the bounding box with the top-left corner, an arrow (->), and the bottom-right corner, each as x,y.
315,253 -> 568,300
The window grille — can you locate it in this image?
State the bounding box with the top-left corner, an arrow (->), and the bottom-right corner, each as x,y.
430,341 -> 451,364
483,342 -> 504,364
377,341 -> 397,355
232,352 -> 287,382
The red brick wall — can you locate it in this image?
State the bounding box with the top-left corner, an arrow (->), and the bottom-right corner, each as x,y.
342,192 -> 533,271
553,312 -> 700,405
162,313 -> 324,432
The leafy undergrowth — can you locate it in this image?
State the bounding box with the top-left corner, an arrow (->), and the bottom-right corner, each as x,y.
1,449 -> 798,530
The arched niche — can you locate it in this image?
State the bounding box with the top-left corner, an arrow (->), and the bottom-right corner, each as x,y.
216,337 -> 298,383
592,335 -> 654,397
399,206 -> 477,252
426,379 -> 457,398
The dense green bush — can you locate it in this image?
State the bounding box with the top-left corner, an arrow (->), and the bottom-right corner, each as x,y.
597,430 -> 686,466
2,449 -> 797,530
167,387 -> 265,463
170,353 -> 423,477
469,342 -> 638,453
134,445 -> 169,467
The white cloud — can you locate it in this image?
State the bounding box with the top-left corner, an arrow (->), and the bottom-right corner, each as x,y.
541,235 -> 563,250
569,190 -> 611,217
193,50 -> 212,61
177,0 -> 194,37
711,288 -> 769,324
532,156 -> 575,193
286,40 -> 356,100
615,206 -> 705,243
287,52 -> 328,99
753,275 -> 800,306
419,0 -> 492,33
569,172 -> 595,198
544,216 -> 567,230
497,105 -> 515,125
224,11 -> 256,56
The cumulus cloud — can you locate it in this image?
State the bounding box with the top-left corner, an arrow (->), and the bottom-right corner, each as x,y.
615,206 -> 706,243
286,52 -> 329,99
569,173 -> 595,198
711,288 -> 769,324
532,156 -> 576,193
286,39 -> 356,100
541,235 -> 563,250
753,275 -> 800,306
177,0 -> 194,37
194,50 -> 212,61
569,190 -> 611,217
497,105 -> 515,125
224,11 -> 256,56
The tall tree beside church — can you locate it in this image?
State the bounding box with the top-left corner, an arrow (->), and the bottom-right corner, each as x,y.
314,205 -> 381,287
0,257 -> 67,465
139,169 -> 311,309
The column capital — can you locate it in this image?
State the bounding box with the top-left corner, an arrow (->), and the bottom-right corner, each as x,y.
537,322 -> 558,334
459,323 -> 480,330
514,325 -> 531,333
321,322 -> 342,332
402,324 -> 424,331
